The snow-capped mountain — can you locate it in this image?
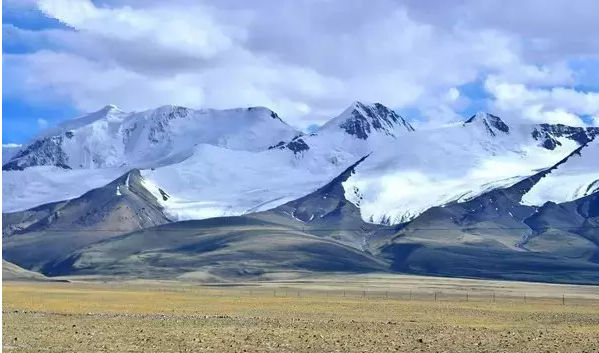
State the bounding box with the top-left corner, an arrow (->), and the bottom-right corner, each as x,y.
318,101 -> 414,138
3,105 -> 299,170
2,102 -> 415,215
3,104 -> 598,228
5,103 -> 599,285
266,102 -> 415,167
138,102 -> 418,220
342,112 -> 599,224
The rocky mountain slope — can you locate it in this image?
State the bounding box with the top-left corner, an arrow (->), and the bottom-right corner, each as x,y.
2,170 -> 170,271
2,259 -> 52,281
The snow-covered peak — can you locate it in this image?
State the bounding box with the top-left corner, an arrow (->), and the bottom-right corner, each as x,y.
247,106 -> 286,122
463,112 -> 510,137
531,123 -> 599,150
100,104 -> 120,112
37,105 -> 127,140
318,101 -> 414,139
3,105 -> 299,170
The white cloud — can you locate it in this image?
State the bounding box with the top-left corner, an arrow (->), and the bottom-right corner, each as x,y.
494,63 -> 575,86
3,0 -> 599,128
523,107 -> 585,127
37,0 -> 241,59
445,87 -> 461,102
485,76 -> 599,126
403,0 -> 599,59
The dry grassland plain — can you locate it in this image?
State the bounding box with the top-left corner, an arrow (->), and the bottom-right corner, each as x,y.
3,275 -> 599,353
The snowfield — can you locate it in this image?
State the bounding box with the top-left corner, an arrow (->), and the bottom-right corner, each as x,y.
521,139 -> 599,206
2,166 -> 127,213
343,115 -> 581,224
140,144 -> 350,220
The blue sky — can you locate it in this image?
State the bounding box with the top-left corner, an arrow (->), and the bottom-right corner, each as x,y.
3,0 -> 599,144
3,2 -> 76,143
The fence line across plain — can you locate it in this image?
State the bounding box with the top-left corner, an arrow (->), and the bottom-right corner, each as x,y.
90,282 -> 598,306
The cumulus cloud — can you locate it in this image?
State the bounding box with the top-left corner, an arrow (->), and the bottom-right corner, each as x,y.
4,0 -> 599,128
485,76 -> 599,126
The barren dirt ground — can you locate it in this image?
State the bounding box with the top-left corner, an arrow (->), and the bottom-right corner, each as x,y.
3,278 -> 599,352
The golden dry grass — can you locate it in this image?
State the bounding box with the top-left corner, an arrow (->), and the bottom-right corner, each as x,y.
3,280 -> 599,352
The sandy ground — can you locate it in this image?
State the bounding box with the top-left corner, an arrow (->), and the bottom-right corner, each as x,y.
3,279 -> 599,352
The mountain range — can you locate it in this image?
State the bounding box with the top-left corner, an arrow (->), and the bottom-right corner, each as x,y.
3,102 -> 599,283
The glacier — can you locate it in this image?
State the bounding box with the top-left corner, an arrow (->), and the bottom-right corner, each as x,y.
521,138 -> 599,206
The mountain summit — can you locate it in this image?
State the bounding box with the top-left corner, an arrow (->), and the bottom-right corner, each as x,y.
3,105 -> 299,171
319,101 -> 414,139
463,112 -> 510,136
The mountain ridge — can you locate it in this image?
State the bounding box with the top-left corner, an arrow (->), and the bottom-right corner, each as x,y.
4,102 -> 598,224
3,105 -> 299,171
